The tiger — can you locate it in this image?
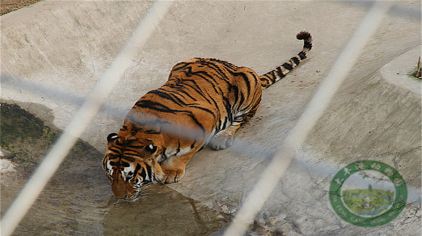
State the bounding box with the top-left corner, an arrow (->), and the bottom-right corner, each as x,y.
103,31 -> 312,200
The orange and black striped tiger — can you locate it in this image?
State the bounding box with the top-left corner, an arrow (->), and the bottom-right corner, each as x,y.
103,31 -> 312,200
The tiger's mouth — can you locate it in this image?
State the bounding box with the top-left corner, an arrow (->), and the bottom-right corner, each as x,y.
111,178 -> 142,201
110,164 -> 157,200
114,181 -> 155,201
124,188 -> 142,201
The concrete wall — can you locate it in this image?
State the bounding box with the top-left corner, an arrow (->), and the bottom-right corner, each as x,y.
1,1 -> 420,234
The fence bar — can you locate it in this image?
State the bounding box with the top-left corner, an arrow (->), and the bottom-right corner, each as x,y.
223,2 -> 393,235
0,1 -> 173,235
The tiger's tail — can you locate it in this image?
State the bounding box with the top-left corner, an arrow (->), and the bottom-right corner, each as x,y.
259,31 -> 312,89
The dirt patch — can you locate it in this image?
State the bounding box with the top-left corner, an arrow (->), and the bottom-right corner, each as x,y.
0,103 -> 58,170
1,0 -> 41,15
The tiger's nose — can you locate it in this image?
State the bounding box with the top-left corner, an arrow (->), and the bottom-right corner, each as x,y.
111,170 -> 127,199
112,187 -> 127,199
112,182 -> 127,199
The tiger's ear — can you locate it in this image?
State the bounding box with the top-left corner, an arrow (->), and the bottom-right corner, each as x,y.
107,133 -> 118,143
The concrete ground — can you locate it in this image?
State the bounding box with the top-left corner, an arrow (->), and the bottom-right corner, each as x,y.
1,1 -> 421,235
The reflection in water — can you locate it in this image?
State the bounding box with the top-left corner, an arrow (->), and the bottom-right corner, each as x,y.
104,185 -> 227,236
0,103 -> 227,235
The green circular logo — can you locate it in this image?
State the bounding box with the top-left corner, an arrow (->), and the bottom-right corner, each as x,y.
329,160 -> 407,227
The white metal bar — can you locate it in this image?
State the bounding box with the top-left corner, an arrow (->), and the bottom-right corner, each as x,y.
223,2 -> 393,235
0,1 -> 173,236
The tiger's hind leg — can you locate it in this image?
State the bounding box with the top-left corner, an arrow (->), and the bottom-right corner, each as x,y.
208,105 -> 259,150
208,122 -> 241,150
209,67 -> 262,150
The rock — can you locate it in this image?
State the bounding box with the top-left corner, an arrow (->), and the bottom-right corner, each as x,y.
0,158 -> 16,174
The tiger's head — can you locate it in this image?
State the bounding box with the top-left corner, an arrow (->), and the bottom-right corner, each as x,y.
102,123 -> 166,200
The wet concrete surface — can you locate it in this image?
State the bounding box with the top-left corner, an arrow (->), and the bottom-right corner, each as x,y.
0,103 -> 228,235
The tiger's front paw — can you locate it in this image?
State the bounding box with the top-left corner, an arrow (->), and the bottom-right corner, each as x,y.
208,132 -> 234,150
157,168 -> 185,184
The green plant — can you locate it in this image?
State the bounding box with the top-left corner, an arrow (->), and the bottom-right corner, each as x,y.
413,57 -> 421,79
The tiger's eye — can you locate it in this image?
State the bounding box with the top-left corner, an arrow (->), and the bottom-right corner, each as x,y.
145,144 -> 157,153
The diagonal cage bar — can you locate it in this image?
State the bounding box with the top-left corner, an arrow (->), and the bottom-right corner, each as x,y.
223,1 -> 394,235
0,1 -> 173,236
